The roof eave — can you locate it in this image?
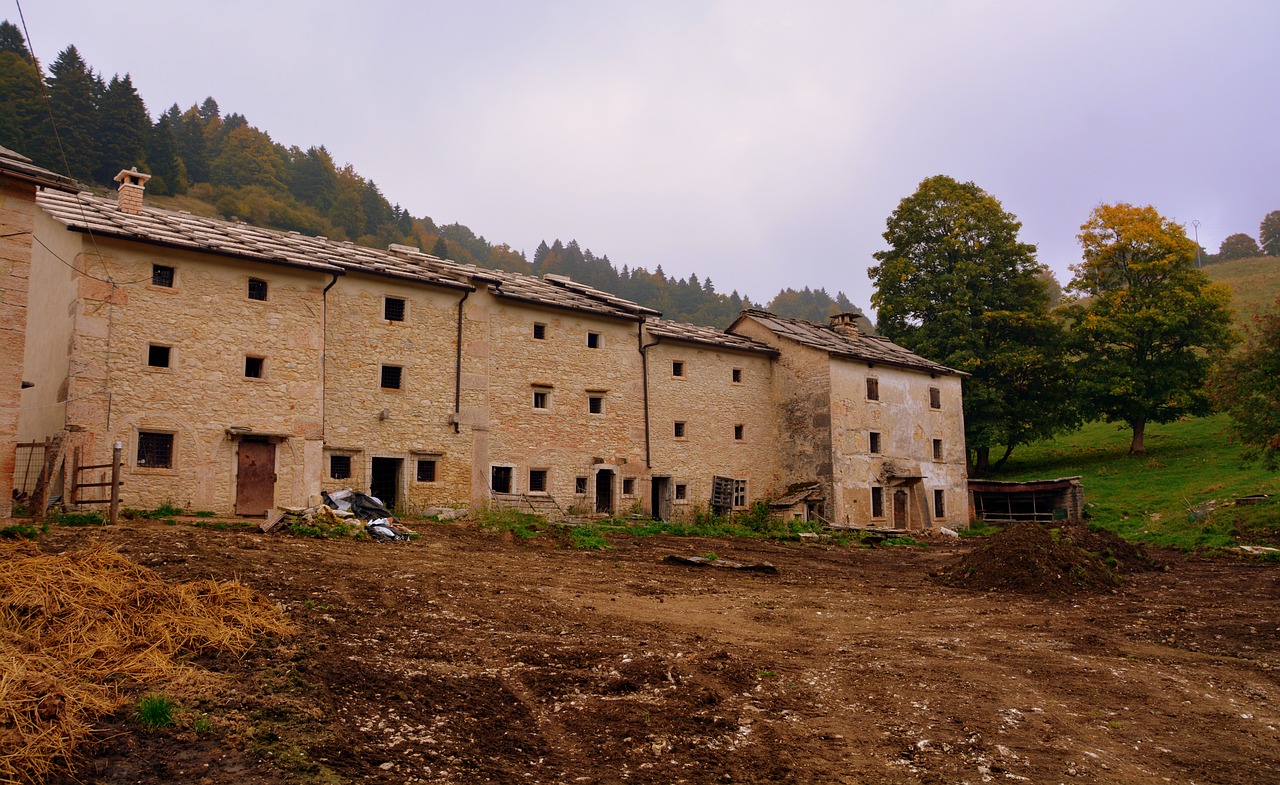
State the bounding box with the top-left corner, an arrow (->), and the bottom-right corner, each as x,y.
62,224 -> 345,275
489,289 -> 647,322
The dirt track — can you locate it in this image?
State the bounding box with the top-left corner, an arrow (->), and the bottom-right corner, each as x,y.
40,521 -> 1280,784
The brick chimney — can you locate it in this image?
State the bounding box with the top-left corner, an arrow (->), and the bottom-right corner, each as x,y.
113,167 -> 151,214
829,312 -> 861,337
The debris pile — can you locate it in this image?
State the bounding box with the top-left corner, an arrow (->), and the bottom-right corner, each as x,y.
0,541 -> 294,784
941,522 -> 1153,595
260,489 -> 415,541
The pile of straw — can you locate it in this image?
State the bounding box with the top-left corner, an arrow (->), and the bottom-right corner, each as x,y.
0,541 -> 295,783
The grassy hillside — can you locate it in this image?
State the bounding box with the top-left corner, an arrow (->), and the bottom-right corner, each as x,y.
1204,255 -> 1280,327
998,415 -> 1279,550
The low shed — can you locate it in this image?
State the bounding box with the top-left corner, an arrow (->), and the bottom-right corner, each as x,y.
967,476 -> 1085,523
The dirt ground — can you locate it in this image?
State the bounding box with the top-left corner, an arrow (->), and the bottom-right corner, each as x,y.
34,520 -> 1280,785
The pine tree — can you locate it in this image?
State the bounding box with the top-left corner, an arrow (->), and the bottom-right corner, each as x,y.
95,73 -> 150,183
146,113 -> 186,194
175,105 -> 210,182
45,45 -> 99,181
0,24 -> 48,160
431,235 -> 450,259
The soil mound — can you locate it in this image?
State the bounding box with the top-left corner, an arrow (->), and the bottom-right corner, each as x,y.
942,522 -> 1135,596
1060,521 -> 1162,573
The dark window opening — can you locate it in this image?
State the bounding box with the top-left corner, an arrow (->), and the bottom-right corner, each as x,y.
588,395 -> 604,414
734,424 -> 744,441
934,489 -> 946,518
930,386 -> 941,409
623,478 -> 635,495
672,360 -> 685,377
529,469 -> 548,493
871,486 -> 884,518
137,432 -> 174,469
148,344 -> 171,368
533,389 -> 550,410
675,483 -> 687,500
381,365 -> 403,390
866,377 -> 879,401
869,431 -> 881,454
417,459 -> 437,482
385,297 -> 406,322
575,476 -> 588,494
491,465 -> 513,494
587,332 -> 601,348
245,356 -> 264,378
674,421 -> 686,438
151,264 -> 174,287
732,368 -> 742,383
330,455 -> 352,480
933,439 -> 943,461
533,323 -> 546,340
247,278 -> 268,300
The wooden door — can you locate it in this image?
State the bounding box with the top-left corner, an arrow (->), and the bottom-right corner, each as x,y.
235,440 -> 276,516
893,489 -> 908,530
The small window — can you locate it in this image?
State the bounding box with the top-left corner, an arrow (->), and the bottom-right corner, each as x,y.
622,478 -> 635,496
151,264 -> 174,287
244,356 -> 264,378
533,388 -> 550,410
732,368 -> 742,383
933,439 -> 943,461
587,332 -> 601,349
247,278 -> 268,301
491,465 -> 513,494
137,431 -> 174,469
674,421 -> 686,438
529,468 -> 548,493
148,344 -> 171,368
575,476 -> 587,494
381,364 -> 403,390
734,424 -> 744,441
533,323 -> 546,340
733,479 -> 747,508
929,386 -> 941,409
866,377 -> 879,401
330,454 -> 352,480
869,432 -> 881,454
934,489 -> 946,518
417,459 -> 437,482
385,297 -> 406,322
675,483 -> 687,501
871,486 -> 884,518
588,394 -> 604,415
672,360 -> 685,377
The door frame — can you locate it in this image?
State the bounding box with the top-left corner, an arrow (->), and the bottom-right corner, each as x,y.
234,437 -> 277,516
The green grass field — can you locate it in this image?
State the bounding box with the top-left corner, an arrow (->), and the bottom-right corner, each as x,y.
1204,255 -> 1280,328
998,414 -> 1279,550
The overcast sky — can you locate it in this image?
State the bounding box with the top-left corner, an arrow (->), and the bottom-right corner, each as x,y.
15,1 -> 1278,315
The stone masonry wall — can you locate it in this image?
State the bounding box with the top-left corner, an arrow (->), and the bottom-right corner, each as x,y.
646,339 -> 780,518
0,179 -> 37,517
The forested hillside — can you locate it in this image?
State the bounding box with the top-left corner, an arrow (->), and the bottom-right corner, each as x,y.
0,22 -> 861,328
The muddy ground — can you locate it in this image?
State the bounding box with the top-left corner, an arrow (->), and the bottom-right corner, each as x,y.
37,520 -> 1280,785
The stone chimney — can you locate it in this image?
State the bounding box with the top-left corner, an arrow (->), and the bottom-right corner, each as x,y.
113,167 -> 151,214
829,312 -> 861,337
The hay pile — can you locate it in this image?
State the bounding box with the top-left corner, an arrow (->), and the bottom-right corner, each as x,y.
0,541 -> 295,783
941,522 -> 1147,596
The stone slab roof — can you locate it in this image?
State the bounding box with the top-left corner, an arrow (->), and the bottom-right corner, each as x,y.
0,145 -> 79,192
644,318 -> 779,355
733,309 -> 962,376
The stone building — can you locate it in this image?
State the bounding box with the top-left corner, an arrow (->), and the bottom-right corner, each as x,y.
18,168 -> 969,530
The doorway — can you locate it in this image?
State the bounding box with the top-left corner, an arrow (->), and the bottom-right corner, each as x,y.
595,469 -> 615,514
235,439 -> 276,516
893,489 -> 909,530
651,476 -> 671,521
370,457 -> 402,510
490,465 -> 513,494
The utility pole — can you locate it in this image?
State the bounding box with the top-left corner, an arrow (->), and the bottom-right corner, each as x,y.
1191,220 -> 1202,268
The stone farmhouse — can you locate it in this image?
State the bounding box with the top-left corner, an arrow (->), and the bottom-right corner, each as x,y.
13,166 -> 970,530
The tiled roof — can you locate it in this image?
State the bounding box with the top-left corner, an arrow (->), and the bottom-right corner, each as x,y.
644,319 -> 779,355
733,309 -> 962,375
0,145 -> 79,192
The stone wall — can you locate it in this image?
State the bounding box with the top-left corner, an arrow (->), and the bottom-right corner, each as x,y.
0,179 -> 37,517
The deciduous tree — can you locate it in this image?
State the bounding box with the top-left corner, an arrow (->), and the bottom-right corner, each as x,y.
1213,296 -> 1280,469
1217,232 -> 1261,261
1065,203 -> 1235,455
1260,211 -> 1280,257
869,175 -> 1077,472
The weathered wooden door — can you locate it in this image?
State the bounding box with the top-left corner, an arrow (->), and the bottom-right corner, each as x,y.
651,477 -> 671,521
235,440 -> 276,516
893,489 -> 908,530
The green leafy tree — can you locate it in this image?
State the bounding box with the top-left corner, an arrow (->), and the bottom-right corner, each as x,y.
1260,211 -> 1280,257
1065,203 -> 1235,455
1213,296 -> 1280,469
1218,232 -> 1261,261
870,174 -> 1077,472
210,124 -> 287,192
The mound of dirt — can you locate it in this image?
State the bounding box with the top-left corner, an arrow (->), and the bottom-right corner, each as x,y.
1059,521 -> 1162,573
941,522 -> 1134,595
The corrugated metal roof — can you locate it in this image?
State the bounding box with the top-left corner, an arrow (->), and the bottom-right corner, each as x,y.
644,319 -> 779,355
734,309 -> 962,375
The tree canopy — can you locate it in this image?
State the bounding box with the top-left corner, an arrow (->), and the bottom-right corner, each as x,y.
1218,232 -> 1261,261
869,175 -> 1077,472
1260,211 -> 1280,257
1065,203 -> 1236,455
1213,296 -> 1280,470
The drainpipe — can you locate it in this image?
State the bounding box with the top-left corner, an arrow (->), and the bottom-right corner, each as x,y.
453,289 -> 470,434
638,320 -> 661,469
321,273 -> 340,441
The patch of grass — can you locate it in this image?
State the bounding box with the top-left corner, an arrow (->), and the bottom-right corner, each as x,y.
51,510 -> 105,526
190,714 -> 214,736
565,524 -> 611,550
193,510 -> 217,518
0,521 -> 46,539
134,693 -> 177,731
960,521 -> 1004,538
122,501 -> 185,520
476,508 -> 545,540
883,536 -> 923,547
998,414 -> 1280,551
